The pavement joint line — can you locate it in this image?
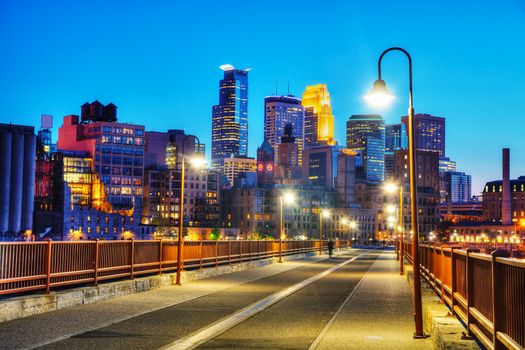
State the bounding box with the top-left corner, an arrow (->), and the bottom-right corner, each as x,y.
307,250 -> 384,350
24,252 -> 351,350
159,249 -> 375,350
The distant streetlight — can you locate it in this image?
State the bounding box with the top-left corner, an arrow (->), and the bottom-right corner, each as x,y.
279,191 -> 296,263
365,47 -> 424,338
176,135 -> 205,286
384,181 -> 404,275
319,209 -> 331,254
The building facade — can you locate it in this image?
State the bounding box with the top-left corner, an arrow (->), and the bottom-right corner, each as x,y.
223,156 -> 257,187
275,124 -> 302,185
442,171 -> 472,204
211,65 -> 249,170
264,95 -> 304,165
401,113 -> 445,156
302,84 -> 335,148
58,104 -> 145,210
346,115 -> 385,184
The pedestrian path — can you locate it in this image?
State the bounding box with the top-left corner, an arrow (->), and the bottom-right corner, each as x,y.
313,251 -> 433,350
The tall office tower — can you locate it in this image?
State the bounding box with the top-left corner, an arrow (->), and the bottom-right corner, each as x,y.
275,124 -> 302,184
211,64 -> 250,171
256,139 -> 275,186
223,156 -> 257,187
303,145 -> 343,188
144,130 -> 201,169
442,171 -> 472,203
384,123 -> 407,179
302,84 -> 335,148
264,95 -> 304,165
58,102 -> 145,209
401,113 -> 445,156
346,115 -> 385,184
335,149 -> 357,207
0,123 -> 36,239
438,156 -> 457,201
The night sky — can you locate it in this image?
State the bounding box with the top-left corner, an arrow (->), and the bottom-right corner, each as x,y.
1,0 -> 524,194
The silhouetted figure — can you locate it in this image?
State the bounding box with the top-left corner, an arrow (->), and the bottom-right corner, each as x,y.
328,239 -> 334,258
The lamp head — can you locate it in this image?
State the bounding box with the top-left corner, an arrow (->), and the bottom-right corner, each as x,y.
321,210 -> 331,218
383,182 -> 399,194
282,191 -> 296,205
189,155 -> 207,169
364,79 -> 395,107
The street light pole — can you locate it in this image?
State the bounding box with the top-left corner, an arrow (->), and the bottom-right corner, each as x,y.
399,185 -> 404,275
176,135 -> 201,286
367,47 -> 424,338
279,196 -> 283,263
319,212 -> 323,255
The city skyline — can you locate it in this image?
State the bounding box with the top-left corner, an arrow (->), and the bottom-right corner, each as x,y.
2,1 -> 525,194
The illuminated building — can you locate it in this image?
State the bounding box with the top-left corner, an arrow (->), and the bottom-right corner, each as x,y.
394,149 -> 440,234
275,124 -> 302,185
57,101 -> 145,210
302,84 -> 335,148
0,123 -> 36,240
442,171 -> 472,204
256,138 -> 274,186
33,151 -> 142,240
401,113 -> 445,156
223,156 -> 257,187
264,95 -> 304,165
37,115 -> 56,157
303,146 -> 356,192
346,115 -> 385,184
211,64 -> 250,171
439,156 -> 456,173
384,123 -> 407,179
144,130 -> 201,169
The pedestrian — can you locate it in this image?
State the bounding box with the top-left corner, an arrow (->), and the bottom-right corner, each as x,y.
328,239 -> 334,258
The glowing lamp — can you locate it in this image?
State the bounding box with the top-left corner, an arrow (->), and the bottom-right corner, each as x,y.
282,191 -> 296,205
364,79 -> 395,107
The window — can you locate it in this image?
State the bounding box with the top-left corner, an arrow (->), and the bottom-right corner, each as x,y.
112,156 -> 121,165
113,136 -> 122,144
123,167 -> 132,176
102,126 -> 113,133
101,135 -> 111,143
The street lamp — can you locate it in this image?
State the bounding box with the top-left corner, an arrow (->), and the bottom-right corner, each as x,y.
319,209 -> 331,254
384,181 -> 404,275
279,191 -> 295,263
176,135 -> 205,286
365,47 -> 424,338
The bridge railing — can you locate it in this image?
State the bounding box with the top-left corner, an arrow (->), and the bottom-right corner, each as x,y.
403,242 -> 525,350
0,239 -> 345,297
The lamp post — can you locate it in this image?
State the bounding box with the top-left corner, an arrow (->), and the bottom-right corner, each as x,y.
175,135 -> 205,286
319,210 -> 330,254
365,47 -> 424,338
384,182 -> 404,275
279,191 -> 295,263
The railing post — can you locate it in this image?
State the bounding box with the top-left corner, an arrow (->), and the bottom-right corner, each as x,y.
45,239 -> 52,293
228,240 -> 231,265
215,239 -> 219,267
450,247 -> 456,315
491,249 -> 509,350
239,239 -> 243,262
159,239 -> 163,275
199,240 -> 203,269
94,239 -> 100,286
249,240 -> 252,260
130,238 -> 135,280
465,248 -> 476,336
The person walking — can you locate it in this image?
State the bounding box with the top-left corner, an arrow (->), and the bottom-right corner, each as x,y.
328,239 -> 334,258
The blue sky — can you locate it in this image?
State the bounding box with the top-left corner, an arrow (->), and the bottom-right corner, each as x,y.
1,0 -> 524,194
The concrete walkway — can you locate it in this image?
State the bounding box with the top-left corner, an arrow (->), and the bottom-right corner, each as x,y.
314,251 -> 433,350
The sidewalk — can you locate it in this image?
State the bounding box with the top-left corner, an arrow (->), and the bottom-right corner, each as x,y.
0,254 -> 328,350
314,251 -> 433,350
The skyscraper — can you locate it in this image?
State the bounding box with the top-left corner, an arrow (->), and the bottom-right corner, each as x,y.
442,171 -> 472,203
263,95 -> 304,165
346,115 -> 385,184
385,123 -> 407,179
401,113 -> 445,156
302,84 -> 335,148
212,64 -> 250,171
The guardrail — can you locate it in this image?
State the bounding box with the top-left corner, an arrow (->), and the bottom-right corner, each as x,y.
0,239 -> 343,297
404,242 -> 524,350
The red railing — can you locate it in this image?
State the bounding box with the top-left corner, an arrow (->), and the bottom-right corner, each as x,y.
0,239 -> 342,297
404,242 -> 525,350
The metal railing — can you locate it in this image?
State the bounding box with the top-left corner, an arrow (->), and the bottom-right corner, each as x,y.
404,242 -> 525,350
0,239 -> 343,297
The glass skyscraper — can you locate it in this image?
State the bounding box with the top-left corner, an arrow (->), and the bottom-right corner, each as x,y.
346,115 -> 385,184
264,95 -> 304,165
212,64 -> 250,171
